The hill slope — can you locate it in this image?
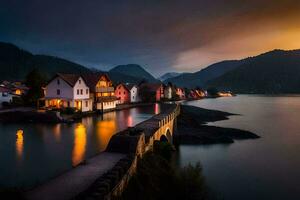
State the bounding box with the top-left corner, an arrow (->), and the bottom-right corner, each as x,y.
165,60 -> 241,88
207,49 -> 300,93
158,72 -> 182,81
0,42 -> 91,80
109,64 -> 158,83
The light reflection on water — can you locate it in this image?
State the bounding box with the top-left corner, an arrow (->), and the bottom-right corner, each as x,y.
0,104 -> 161,188
16,130 -> 24,160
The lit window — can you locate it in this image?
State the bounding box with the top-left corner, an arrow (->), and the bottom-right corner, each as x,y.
57,89 -> 60,95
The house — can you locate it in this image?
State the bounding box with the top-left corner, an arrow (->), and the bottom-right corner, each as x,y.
44,73 -> 93,112
115,83 -> 130,104
82,73 -> 117,111
176,87 -> 185,99
129,84 -> 140,103
115,83 -> 140,104
139,83 -> 163,102
163,84 -> 172,99
0,87 -> 14,107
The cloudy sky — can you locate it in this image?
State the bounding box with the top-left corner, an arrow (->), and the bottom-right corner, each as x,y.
1,0 -> 300,76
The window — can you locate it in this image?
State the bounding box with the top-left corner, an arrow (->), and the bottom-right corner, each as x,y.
57,79 -> 60,85
57,89 -> 60,95
79,80 -> 81,84
80,89 -> 83,95
77,89 -> 79,95
119,92 -> 121,95
86,89 -> 89,94
85,101 -> 88,107
124,91 -> 126,95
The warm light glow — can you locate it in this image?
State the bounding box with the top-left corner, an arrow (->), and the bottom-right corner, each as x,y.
96,120 -> 117,151
16,130 -> 24,159
127,116 -> 133,127
53,124 -> 61,142
15,89 -> 21,95
155,103 -> 160,114
72,124 -> 87,166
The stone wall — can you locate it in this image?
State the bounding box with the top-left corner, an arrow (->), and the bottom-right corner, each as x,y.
76,104 -> 180,200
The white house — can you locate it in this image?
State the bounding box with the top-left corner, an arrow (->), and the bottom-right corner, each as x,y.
0,87 -> 14,108
129,84 -> 140,103
44,73 -> 93,112
164,85 -> 172,99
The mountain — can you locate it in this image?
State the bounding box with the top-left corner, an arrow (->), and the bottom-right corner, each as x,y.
206,49 -> 300,94
158,72 -> 182,81
0,42 -> 152,84
165,60 -> 242,88
109,64 -> 158,83
0,42 -> 91,81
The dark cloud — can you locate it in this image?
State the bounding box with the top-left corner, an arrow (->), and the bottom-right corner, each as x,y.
1,0 -> 300,76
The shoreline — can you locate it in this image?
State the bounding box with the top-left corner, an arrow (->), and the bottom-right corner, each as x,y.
175,105 -> 260,145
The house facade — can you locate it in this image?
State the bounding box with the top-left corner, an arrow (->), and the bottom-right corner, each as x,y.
82,73 -> 117,111
130,85 -> 139,103
115,83 -> 140,104
176,87 -> 185,99
115,83 -> 130,104
164,85 -> 172,99
44,73 -> 93,112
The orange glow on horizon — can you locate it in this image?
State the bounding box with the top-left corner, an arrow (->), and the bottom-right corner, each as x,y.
72,124 -> 87,166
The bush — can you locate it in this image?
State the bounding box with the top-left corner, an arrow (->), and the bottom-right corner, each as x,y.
121,141 -> 209,200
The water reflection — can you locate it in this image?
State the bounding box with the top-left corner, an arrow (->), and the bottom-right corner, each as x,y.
16,130 -> 24,160
155,103 -> 160,114
53,124 -> 61,142
72,124 -> 87,166
96,112 -> 117,151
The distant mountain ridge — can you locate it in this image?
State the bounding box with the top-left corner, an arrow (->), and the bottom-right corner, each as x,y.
158,72 -> 183,81
0,42 -> 91,81
207,49 -> 300,93
165,60 -> 242,88
0,42 -> 158,84
109,64 -> 159,83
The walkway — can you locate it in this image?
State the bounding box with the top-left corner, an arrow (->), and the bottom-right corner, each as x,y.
26,152 -> 126,200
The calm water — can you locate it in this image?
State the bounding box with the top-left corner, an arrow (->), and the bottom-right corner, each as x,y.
0,104 -> 161,188
179,95 -> 300,200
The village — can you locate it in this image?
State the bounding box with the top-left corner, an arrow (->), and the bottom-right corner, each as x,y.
0,72 -> 233,113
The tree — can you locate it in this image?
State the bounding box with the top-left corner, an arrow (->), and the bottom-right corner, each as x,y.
23,69 -> 46,106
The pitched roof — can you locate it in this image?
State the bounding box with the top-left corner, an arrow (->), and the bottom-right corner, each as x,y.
81,72 -> 112,92
124,83 -> 136,91
56,73 -> 81,87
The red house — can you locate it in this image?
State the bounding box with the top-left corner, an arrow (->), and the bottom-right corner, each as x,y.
115,83 -> 130,104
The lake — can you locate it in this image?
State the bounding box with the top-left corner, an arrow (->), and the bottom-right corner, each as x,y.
0,104 -> 161,189
179,95 -> 300,200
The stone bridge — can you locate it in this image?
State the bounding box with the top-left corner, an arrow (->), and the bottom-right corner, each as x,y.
26,103 -> 180,200
86,103 -> 180,199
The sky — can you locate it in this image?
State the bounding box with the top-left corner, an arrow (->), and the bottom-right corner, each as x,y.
1,0 -> 300,77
